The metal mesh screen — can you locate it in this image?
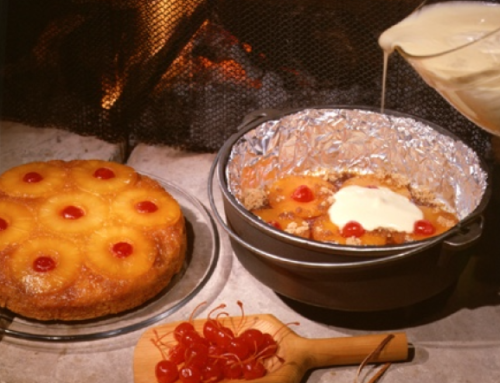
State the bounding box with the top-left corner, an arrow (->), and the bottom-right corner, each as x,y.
0,0 -> 495,156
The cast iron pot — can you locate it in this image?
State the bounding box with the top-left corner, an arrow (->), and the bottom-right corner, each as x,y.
208,106 -> 492,312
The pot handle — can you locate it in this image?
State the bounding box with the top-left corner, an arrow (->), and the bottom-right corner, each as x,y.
442,215 -> 484,251
434,215 -> 484,267
236,108 -> 284,131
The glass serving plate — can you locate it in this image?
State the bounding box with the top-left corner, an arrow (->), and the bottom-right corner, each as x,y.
0,176 -> 219,342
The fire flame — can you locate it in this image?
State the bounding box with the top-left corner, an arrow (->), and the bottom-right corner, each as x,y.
195,57 -> 262,89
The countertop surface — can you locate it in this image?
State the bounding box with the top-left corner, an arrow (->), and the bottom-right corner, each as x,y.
1,121 -> 500,383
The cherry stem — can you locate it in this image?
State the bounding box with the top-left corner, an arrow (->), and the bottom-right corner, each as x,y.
207,303 -> 227,321
255,344 -> 278,360
151,333 -> 169,360
221,352 -> 243,366
235,300 -> 246,335
150,328 -> 178,360
271,321 -> 300,339
189,300 -> 208,322
354,334 -> 395,383
215,311 -> 230,323
153,328 -> 174,343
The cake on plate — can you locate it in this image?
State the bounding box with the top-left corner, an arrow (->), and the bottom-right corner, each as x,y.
0,160 -> 186,321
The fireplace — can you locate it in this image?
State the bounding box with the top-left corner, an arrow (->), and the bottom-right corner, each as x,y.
0,0 -> 492,156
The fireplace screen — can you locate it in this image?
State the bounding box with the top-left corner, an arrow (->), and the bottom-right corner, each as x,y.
0,0 -> 494,155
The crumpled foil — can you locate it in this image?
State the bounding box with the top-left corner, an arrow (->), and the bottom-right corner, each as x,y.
226,108 -> 488,219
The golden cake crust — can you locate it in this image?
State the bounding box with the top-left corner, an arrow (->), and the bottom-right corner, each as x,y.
0,160 -> 186,321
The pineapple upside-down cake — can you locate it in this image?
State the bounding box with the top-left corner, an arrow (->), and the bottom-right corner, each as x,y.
0,160 -> 186,321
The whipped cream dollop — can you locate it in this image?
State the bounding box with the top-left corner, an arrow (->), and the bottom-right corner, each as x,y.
328,185 -> 423,233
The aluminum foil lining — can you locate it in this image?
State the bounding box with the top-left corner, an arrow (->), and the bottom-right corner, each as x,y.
226,108 -> 488,219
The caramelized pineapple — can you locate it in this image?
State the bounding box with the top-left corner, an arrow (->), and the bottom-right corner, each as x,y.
38,191 -> 108,234
0,200 -> 36,251
411,205 -> 459,241
252,207 -> 311,239
312,215 -> 388,246
312,214 -> 340,242
69,160 -> 138,194
111,187 -> 181,227
86,226 -> 156,279
240,157 -> 278,191
0,161 -> 66,198
341,174 -> 411,199
267,175 -> 336,218
8,237 -> 83,294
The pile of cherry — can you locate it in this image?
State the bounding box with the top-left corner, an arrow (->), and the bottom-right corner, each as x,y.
152,302 -> 283,383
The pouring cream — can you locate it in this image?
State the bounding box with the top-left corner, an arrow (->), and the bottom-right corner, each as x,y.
379,1 -> 500,135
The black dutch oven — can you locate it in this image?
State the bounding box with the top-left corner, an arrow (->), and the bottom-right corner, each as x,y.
208,106 -> 492,312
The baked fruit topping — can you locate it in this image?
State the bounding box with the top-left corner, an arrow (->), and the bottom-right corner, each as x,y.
69,159 -> 138,194
0,161 -> 66,198
244,173 -> 459,246
38,192 -> 109,234
9,237 -> 83,295
311,214 -> 388,246
252,207 -> 311,239
340,174 -> 411,199
0,160 -> 186,321
267,175 -> 336,218
111,185 -> 182,227
86,226 -> 157,279
0,200 -> 36,250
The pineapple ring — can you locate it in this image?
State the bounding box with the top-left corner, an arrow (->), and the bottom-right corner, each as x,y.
0,200 -> 36,251
312,214 -> 388,246
252,207 -> 311,239
111,188 -> 181,227
8,237 -> 83,294
86,226 -> 157,279
0,161 -> 66,198
240,157 -> 278,191
267,175 -> 336,218
340,175 -> 411,199
69,160 -> 139,194
38,192 -> 109,234
412,205 -> 459,241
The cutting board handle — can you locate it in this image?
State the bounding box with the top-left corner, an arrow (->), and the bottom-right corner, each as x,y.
295,332 -> 409,369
